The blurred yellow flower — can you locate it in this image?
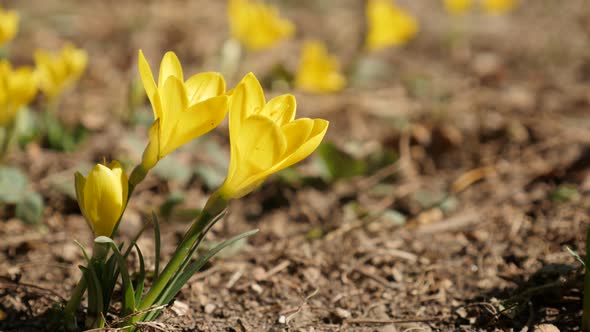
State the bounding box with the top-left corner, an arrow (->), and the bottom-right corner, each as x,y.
444,0 -> 473,15
366,0 -> 419,51
138,50 -> 228,170
34,43 -> 87,101
75,161 -> 128,237
0,6 -> 18,47
217,73 -> 328,199
481,0 -> 517,14
0,60 -> 37,125
295,40 -> 346,94
228,0 -> 294,50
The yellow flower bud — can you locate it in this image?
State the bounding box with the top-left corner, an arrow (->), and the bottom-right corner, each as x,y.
75,161 -> 128,237
0,60 -> 37,125
228,0 -> 294,50
34,43 -> 87,100
365,0 -> 419,51
217,73 -> 328,199
295,40 -> 346,94
481,0 -> 517,14
0,6 -> 18,47
443,0 -> 473,15
138,50 -> 228,170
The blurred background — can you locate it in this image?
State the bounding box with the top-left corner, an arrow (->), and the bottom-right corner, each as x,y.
1,0 -> 590,330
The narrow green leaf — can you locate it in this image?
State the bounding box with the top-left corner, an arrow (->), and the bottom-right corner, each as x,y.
97,237 -> 136,317
565,245 -> 586,267
134,244 -> 146,304
157,229 -> 258,306
73,240 -> 91,264
123,222 -> 148,258
152,211 -> 161,278
79,265 -> 104,328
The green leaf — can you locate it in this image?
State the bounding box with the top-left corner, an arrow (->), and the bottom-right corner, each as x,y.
0,166 -> 29,203
79,265 -> 105,328
15,191 -> 44,224
159,192 -> 184,218
96,237 -> 136,317
316,142 -> 366,180
152,212 -> 161,279
134,244 -> 146,304
155,229 -> 258,308
73,240 -> 91,264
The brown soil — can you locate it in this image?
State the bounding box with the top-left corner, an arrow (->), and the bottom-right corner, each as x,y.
1,0 -> 590,331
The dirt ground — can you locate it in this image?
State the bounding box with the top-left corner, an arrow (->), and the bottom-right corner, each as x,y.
1,0 -> 590,331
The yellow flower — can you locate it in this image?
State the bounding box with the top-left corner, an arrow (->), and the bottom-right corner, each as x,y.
0,6 -> 18,47
75,161 -> 129,237
217,73 -> 328,199
0,60 -> 37,125
138,50 -> 228,170
443,0 -> 473,15
295,40 -> 346,94
365,0 -> 419,51
481,0 -> 517,14
228,0 -> 295,50
34,43 -> 87,101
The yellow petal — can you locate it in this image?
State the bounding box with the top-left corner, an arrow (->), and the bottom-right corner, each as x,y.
160,95 -> 228,157
159,76 -> 188,149
138,50 -> 158,112
109,160 -> 129,209
185,72 -> 226,105
83,164 -> 125,237
237,114 -> 286,171
228,73 -> 265,139
74,171 -> 88,222
220,114 -> 286,199
141,119 -> 161,170
261,94 -> 296,126
158,51 -> 183,88
275,119 -> 329,172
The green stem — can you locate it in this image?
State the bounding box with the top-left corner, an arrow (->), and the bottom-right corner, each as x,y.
0,119 -> 16,162
136,192 -> 228,313
583,224 -> 590,332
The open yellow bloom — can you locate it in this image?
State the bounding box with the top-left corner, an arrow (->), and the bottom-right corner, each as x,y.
34,43 -> 87,101
217,73 -> 328,199
295,40 -> 346,94
0,60 -> 37,125
228,0 -> 295,50
365,0 -> 419,51
481,0 -> 517,14
138,50 -> 228,170
444,0 -> 473,15
0,6 -> 18,47
75,161 -> 128,237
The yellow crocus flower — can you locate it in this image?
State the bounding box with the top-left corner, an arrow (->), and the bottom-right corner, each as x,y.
481,0 -> 517,14
443,0 -> 473,15
217,73 -> 328,199
0,6 -> 18,47
0,60 -> 37,125
295,40 -> 346,94
34,43 -> 87,101
75,161 -> 129,237
138,50 -> 228,170
365,0 -> 419,51
228,0 -> 295,51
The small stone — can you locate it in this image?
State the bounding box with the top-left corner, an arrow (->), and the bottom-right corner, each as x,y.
170,300 -> 189,316
335,308 -> 351,319
251,283 -> 263,294
278,315 -> 286,324
204,303 -> 216,314
533,324 -> 559,332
